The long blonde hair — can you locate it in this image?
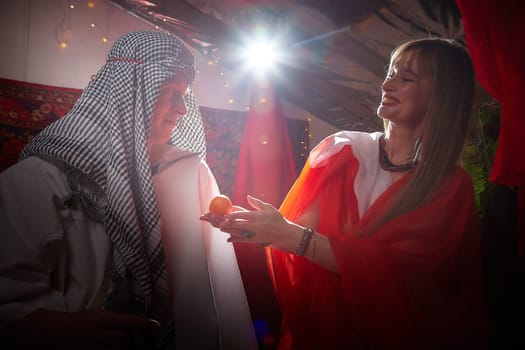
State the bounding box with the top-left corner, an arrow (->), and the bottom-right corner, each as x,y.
363,37 -> 475,235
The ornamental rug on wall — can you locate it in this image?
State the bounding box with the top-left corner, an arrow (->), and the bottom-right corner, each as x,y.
0,78 -> 308,196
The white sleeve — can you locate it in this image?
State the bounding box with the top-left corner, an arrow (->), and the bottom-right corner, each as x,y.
0,157 -> 69,327
197,160 -> 258,350
154,155 -> 257,350
0,157 -> 111,327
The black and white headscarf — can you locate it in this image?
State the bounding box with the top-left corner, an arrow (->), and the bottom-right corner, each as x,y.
20,31 -> 206,310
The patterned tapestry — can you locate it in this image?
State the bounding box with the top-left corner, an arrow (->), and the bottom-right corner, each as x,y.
0,78 -> 308,196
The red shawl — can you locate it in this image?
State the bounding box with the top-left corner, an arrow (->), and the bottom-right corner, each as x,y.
268,145 -> 489,349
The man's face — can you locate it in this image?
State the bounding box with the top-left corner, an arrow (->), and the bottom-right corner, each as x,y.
148,73 -> 189,148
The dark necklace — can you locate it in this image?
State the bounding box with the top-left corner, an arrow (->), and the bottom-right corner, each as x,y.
378,136 -> 417,172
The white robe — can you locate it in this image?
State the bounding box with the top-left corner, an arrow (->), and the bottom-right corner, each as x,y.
0,151 -> 257,349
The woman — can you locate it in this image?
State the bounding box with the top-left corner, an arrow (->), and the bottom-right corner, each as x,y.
202,38 -> 489,348
0,30 -> 255,349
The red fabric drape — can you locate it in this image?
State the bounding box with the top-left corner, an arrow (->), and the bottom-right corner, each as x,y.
456,0 -> 525,253
232,82 -> 298,344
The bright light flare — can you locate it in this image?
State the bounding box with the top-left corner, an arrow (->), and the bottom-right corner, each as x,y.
241,40 -> 280,74
246,42 -> 276,66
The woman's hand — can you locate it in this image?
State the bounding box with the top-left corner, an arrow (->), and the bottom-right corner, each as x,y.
1,309 -> 161,349
201,195 -> 339,272
217,195 -> 302,249
201,195 -> 304,252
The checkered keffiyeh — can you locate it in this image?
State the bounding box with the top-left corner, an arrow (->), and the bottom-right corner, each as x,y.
20,31 -> 205,310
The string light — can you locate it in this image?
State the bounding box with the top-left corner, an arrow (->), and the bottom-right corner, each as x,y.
86,1 -> 110,45
56,0 -> 73,49
56,0 -> 110,49
51,2 -> 273,115
53,1 -> 311,124
304,120 -> 310,155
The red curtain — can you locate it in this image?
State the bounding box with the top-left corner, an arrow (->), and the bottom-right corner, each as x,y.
456,0 -> 525,253
232,80 -> 298,345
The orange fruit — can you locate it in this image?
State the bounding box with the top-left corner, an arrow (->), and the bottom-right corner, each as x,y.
209,194 -> 233,215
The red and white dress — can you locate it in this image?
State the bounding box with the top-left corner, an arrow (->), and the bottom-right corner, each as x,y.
268,131 -> 489,349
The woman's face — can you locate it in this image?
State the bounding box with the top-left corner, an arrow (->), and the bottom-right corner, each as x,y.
148,73 -> 188,148
377,52 -> 432,131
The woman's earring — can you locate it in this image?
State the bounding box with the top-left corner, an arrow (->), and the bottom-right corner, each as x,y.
413,138 -> 421,162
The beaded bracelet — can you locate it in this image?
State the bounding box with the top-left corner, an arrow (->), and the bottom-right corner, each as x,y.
295,227 -> 314,256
